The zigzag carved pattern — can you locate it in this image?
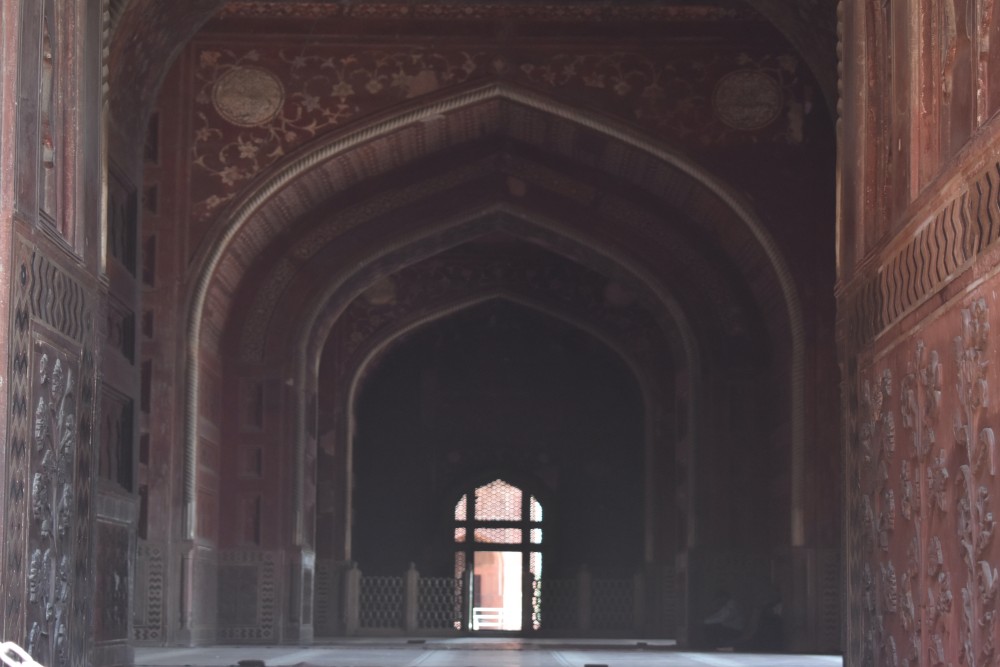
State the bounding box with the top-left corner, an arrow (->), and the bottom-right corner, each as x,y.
30,253 -> 86,342
133,544 -> 165,641
3,255 -> 33,645
859,162 -> 1000,341
218,550 -> 277,642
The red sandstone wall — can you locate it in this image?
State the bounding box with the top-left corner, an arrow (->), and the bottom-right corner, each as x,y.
1,0 -> 110,664
840,3 -> 1000,665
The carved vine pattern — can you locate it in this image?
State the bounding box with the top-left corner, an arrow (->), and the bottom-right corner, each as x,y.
953,298 -> 998,667
189,44 -> 804,222
976,0 -> 996,125
191,46 -> 487,220
858,365 -> 896,665
900,340 -> 952,665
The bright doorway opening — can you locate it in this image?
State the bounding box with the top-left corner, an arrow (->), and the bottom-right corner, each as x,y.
471,551 -> 522,630
454,479 -> 543,632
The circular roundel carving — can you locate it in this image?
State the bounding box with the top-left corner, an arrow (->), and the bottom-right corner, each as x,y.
712,69 -> 783,130
211,66 -> 285,127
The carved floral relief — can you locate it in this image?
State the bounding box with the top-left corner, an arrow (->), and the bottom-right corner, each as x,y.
953,299 -> 998,667
26,345 -> 80,667
188,43 -> 806,224
900,341 -> 948,663
862,298 -> 1000,667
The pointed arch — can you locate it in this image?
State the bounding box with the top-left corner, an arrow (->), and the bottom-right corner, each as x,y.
183,81 -> 805,548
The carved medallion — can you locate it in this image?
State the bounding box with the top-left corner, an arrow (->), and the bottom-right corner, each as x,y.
712,69 -> 783,130
211,66 -> 285,127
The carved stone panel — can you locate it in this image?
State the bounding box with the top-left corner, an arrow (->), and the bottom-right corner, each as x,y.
106,296 -> 136,364
952,299 -> 998,667
847,296 -> 1000,667
217,550 -> 278,642
25,337 -> 81,667
94,521 -> 131,642
3,257 -> 34,648
133,542 -> 166,642
98,385 -> 134,492
3,241 -> 97,667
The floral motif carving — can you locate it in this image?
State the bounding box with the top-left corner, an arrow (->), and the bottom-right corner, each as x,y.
901,560 -> 917,633
898,339 -> 956,664
188,43 -> 805,223
928,570 -> 953,626
862,369 -> 894,464
902,341 -> 942,463
901,460 -> 915,521
886,634 -> 899,667
883,560 -> 899,614
191,46 -> 488,219
929,633 -> 948,666
26,347 -> 79,667
929,450 -> 951,513
953,298 -> 998,667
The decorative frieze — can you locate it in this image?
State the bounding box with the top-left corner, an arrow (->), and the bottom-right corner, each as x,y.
189,43 -> 806,221
217,3 -> 756,22
850,162 -> 1000,345
133,543 -> 165,642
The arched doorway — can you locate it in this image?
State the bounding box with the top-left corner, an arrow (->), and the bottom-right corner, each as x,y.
453,478 -> 544,632
342,298 -> 652,637
99,3 -> 838,651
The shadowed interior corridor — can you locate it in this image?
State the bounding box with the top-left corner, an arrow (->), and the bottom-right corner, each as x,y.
4,1 -> 1000,665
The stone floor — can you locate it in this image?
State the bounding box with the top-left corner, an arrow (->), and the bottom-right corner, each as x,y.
135,639 -> 845,667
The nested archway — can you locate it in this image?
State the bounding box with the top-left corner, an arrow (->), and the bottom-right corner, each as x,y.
191,83 -> 805,552
342,297 -> 651,635
182,79 -> 810,645
326,290 -> 669,571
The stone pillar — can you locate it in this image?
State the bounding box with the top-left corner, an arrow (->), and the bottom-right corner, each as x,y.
284,548 -> 315,643
343,563 -> 361,636
577,566 -> 591,632
633,571 -> 645,633
461,569 -> 473,631
403,563 -> 419,633
177,543 -> 195,645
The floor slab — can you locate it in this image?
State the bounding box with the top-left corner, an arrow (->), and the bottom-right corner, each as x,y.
135,639 -> 844,667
